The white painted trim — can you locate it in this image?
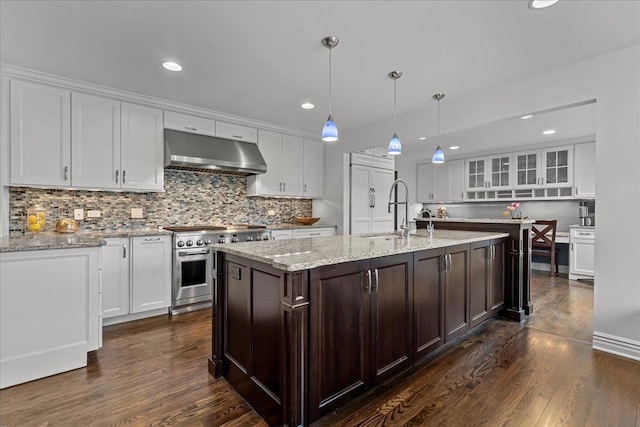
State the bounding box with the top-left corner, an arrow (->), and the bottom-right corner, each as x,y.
592,332 -> 640,361
102,307 -> 169,326
0,63 -> 317,140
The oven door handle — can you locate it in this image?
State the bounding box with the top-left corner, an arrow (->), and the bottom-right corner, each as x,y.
178,250 -> 210,256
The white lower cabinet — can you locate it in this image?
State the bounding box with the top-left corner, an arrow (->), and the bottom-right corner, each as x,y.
292,227 -> 336,238
569,227 -> 595,280
0,247 -> 101,389
271,229 -> 293,240
102,235 -> 171,319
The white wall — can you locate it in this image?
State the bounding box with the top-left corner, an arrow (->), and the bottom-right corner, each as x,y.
324,45 -> 640,359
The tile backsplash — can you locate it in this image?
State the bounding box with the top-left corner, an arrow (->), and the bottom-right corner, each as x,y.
9,170 -> 312,232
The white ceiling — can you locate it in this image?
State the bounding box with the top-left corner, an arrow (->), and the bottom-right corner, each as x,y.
1,1 -> 638,136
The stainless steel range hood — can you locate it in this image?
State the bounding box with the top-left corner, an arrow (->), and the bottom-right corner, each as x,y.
164,129 -> 267,175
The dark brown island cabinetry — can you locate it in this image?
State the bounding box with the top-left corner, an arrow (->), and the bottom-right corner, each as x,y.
309,254 -> 413,421
210,235 -> 508,426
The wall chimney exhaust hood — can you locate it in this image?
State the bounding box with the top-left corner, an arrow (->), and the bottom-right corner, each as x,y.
164,129 -> 267,176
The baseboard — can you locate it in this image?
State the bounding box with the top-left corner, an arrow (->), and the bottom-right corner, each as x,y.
102,308 -> 169,326
592,332 -> 640,361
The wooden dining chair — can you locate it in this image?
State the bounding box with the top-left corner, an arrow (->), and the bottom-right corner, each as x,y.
532,220 -> 559,277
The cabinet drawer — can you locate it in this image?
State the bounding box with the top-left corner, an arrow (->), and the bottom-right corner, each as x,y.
215,121 -> 258,143
292,228 -> 335,238
164,111 -> 216,136
271,230 -> 293,240
570,228 -> 595,239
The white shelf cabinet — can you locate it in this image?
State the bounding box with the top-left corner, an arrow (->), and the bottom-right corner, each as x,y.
101,238 -> 130,318
569,227 -> 595,280
10,80 -> 71,187
130,235 -> 172,313
9,80 -> 164,192
573,142 -> 596,198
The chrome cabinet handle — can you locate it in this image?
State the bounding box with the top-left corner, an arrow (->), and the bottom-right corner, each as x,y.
123,170 -> 126,184
123,244 -> 127,258
366,270 -> 372,294
280,182 -> 283,192
283,182 -> 286,191
369,188 -> 373,208
372,188 -> 376,208
185,126 -> 198,131
64,166 -> 69,181
308,232 -> 321,236
304,183 -> 307,193
447,254 -> 452,271
373,269 -> 379,293
178,250 -> 209,256
144,237 -> 161,241
115,170 -> 119,183
232,135 -> 243,139
441,255 -> 447,272
571,243 -> 574,250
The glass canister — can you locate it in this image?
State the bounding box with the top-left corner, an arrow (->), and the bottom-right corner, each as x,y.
26,204 -> 47,232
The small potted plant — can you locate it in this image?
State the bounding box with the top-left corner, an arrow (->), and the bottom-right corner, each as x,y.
502,202 -> 527,220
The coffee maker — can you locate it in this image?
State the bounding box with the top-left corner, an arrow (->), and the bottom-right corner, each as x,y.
578,200 -> 595,226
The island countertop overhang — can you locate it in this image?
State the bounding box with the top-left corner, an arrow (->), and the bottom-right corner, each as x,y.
210,229 -> 509,272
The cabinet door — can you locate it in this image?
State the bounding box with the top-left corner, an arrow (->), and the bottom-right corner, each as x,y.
101,238 -> 130,318
370,168 -> 394,233
253,130 -> 282,196
490,239 -> 506,314
514,150 -> 540,189
10,80 -> 71,187
120,103 -> 164,191
444,244 -> 469,343
469,241 -> 491,328
432,163 -> 449,202
303,139 -> 324,198
163,111 -> 216,136
465,157 -> 487,191
573,142 -> 595,198
369,254 -> 413,385
281,135 -> 304,196
448,159 -> 466,202
271,229 -> 292,240
309,261 -> 370,421
541,146 -> 573,187
416,163 -> 434,202
131,236 -> 172,313
488,154 -> 512,189
570,239 -> 595,277
215,120 -> 258,143
350,164 -> 373,235
71,93 -> 121,189
413,248 -> 445,360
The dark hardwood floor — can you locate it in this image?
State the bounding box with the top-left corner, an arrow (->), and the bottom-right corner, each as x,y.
1,273 -> 638,426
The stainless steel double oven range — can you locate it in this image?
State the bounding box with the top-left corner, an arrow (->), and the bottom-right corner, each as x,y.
164,225 -> 271,314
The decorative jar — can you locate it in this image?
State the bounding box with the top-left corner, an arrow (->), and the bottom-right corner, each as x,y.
26,204 -> 47,232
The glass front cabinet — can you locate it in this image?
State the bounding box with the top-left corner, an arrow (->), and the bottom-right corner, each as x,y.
514,146 -> 573,189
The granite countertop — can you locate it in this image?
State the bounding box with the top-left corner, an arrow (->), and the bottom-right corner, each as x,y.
267,223 -> 338,230
0,229 -> 170,253
211,229 -> 509,272
414,217 -> 535,224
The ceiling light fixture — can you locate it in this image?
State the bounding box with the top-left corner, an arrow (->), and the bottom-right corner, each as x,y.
521,114 -> 533,119
528,0 -> 559,10
450,146 -> 459,150
543,129 -> 556,135
321,36 -> 339,142
301,103 -> 315,110
432,93 -> 446,163
162,62 -> 182,72
419,136 -> 427,140
387,71 -> 403,155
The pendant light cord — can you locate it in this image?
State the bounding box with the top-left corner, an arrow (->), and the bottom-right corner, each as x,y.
393,79 -> 397,131
437,98 -> 440,135
328,47 -> 332,114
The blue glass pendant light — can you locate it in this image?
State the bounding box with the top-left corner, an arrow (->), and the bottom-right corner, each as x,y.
432,93 -> 446,163
387,71 -> 403,155
321,36 -> 339,142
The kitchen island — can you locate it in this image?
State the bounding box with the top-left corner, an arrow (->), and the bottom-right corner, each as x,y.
209,229 -> 509,426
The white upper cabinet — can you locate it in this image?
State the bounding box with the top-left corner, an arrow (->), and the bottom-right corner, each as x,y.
416,163 -> 434,202
573,142 -> 596,198
247,131 -> 322,198
164,111 -> 216,136
466,154 -> 512,191
10,80 -> 71,187
71,93 -> 121,189
418,159 -> 465,203
215,120 -> 258,143
120,103 -> 164,191
9,80 -> 163,192
514,145 -> 573,189
465,156 -> 487,191
303,139 -> 324,198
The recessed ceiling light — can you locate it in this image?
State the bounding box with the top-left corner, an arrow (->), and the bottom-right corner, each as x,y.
418,136 -> 427,140
543,129 -> 556,135
521,114 -> 533,119
528,0 -> 559,10
163,62 -> 182,72
301,103 -> 315,110
449,146 -> 459,150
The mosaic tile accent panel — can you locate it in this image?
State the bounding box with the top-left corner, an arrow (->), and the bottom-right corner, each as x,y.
8,170 -> 312,232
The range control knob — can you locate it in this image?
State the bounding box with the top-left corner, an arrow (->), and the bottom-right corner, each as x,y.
196,239 -> 204,246
204,239 -> 211,245
231,237 -> 239,243
186,240 -> 194,247
177,241 -> 185,247
246,236 -> 254,242
218,237 -> 226,244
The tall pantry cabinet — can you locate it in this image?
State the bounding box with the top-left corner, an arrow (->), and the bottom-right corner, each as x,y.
350,152 -> 394,234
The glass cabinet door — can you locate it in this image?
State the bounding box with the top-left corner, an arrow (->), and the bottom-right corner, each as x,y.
465,157 -> 486,191
488,154 -> 512,188
542,146 -> 573,187
514,150 -> 539,188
